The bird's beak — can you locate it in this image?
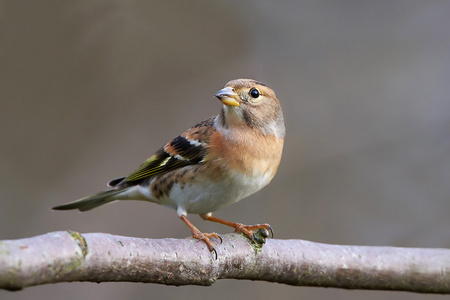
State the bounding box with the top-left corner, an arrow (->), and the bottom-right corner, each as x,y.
215,87 -> 240,107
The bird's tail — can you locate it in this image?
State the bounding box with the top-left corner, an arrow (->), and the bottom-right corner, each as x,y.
52,187 -> 132,212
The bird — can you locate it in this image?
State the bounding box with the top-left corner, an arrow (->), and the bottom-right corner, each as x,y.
53,79 -> 285,258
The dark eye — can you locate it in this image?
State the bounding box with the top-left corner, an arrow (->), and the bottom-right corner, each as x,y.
250,88 -> 260,98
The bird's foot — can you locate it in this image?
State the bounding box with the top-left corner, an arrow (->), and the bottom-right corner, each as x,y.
180,214 -> 222,259
233,223 -> 274,242
190,228 -> 222,259
199,214 -> 274,244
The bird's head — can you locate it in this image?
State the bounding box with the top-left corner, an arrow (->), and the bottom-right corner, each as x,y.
215,79 -> 285,138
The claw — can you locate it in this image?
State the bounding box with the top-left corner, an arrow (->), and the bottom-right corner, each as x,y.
267,225 -> 274,238
217,234 -> 223,244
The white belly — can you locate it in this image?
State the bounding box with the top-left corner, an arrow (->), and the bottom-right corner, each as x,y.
139,170 -> 273,215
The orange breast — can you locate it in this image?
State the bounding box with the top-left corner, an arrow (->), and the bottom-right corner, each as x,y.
207,128 -> 284,179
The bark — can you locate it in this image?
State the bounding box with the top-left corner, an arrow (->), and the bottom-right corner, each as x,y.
1,231 -> 449,293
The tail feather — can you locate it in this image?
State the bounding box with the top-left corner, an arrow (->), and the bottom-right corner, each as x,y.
52,188 -> 131,212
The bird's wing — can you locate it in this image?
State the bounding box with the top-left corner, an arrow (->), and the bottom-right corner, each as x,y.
111,116 -> 216,186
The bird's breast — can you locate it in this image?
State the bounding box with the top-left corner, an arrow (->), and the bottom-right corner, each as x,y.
207,128 -> 284,179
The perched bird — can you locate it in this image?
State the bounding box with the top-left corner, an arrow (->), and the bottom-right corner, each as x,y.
53,79 -> 285,257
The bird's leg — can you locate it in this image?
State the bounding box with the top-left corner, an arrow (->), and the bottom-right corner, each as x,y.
199,213 -> 274,242
179,214 -> 221,259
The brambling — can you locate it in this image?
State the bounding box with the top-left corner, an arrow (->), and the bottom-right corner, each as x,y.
53,79 -> 285,258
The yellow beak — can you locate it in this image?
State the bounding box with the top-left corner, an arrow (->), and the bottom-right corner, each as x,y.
215,87 -> 240,107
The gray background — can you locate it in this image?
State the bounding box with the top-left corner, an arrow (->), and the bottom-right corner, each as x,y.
1,1 -> 450,299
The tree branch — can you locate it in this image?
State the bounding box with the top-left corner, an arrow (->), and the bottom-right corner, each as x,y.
1,231 -> 449,293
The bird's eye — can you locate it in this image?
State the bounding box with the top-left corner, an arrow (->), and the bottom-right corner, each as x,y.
250,88 -> 260,98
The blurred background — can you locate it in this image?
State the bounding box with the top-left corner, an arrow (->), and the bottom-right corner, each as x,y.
1,1 -> 450,299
